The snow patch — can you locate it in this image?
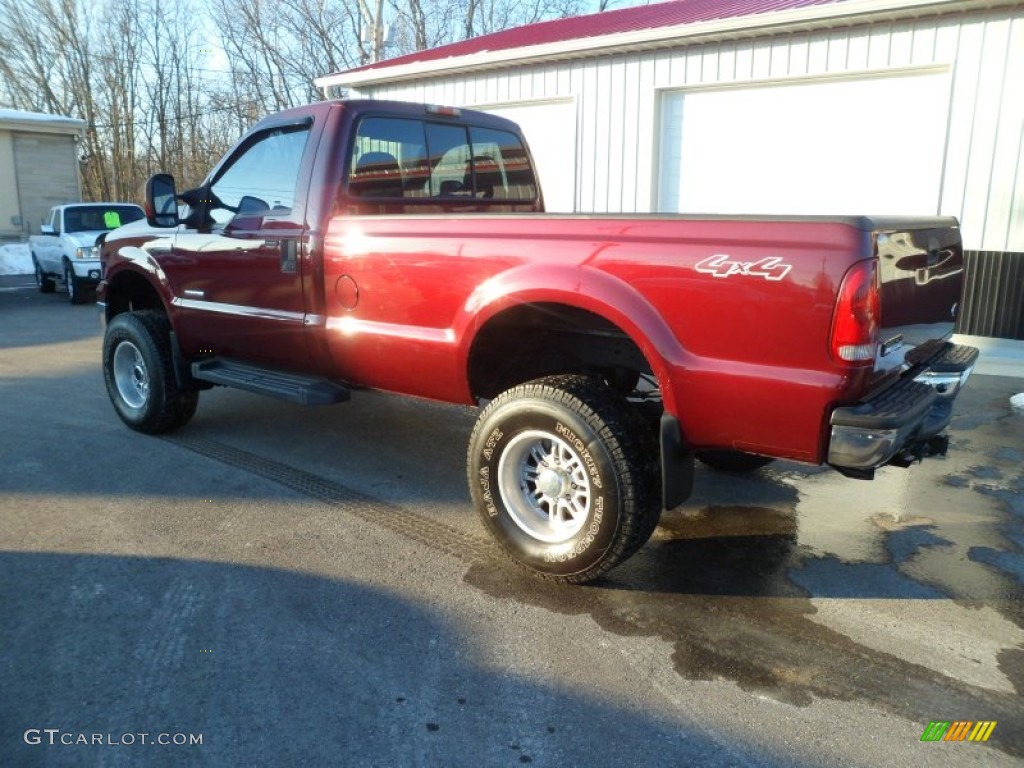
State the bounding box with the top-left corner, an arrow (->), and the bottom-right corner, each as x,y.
0,243 -> 33,275
1011,393 -> 1024,414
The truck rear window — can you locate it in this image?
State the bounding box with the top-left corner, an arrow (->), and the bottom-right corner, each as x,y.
348,117 -> 538,203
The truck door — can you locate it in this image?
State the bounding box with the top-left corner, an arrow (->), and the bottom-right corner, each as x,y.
39,208 -> 60,270
169,121 -> 318,372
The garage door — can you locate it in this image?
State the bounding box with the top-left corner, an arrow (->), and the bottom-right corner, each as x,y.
658,69 -> 951,216
479,100 -> 577,212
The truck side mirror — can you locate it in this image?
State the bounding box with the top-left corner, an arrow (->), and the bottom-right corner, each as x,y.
40,224 -> 55,235
145,173 -> 180,227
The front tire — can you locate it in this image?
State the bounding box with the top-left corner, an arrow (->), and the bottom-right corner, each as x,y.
468,375 -> 660,584
64,261 -> 86,304
102,311 -> 198,433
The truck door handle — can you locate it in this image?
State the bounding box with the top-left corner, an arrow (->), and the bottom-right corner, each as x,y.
280,239 -> 298,274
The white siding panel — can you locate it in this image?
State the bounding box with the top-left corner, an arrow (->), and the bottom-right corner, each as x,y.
961,16 -> 1012,250
702,45 -> 720,83
666,49 -> 684,86
718,43 -> 738,81
686,47 -> 704,83
621,57 -> 641,212
827,32 -> 848,72
636,56 -> 658,212
1004,17 -> 1024,251
809,33 -> 831,74
579,64 -> 599,212
982,15 -> 1023,251
735,45 -> 754,80
938,19 -> 972,223
911,23 -> 937,64
788,37 -> 809,76
593,62 -> 613,212
751,39 -> 772,78
889,24 -> 915,68
867,27 -> 892,69
606,58 -> 627,212
1008,127 -> 1024,250
846,29 -> 870,70
557,66 -> 571,94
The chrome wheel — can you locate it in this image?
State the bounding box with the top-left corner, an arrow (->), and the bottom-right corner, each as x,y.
112,340 -> 149,409
498,429 -> 592,544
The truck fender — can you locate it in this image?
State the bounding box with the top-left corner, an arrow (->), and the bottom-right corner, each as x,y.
456,263 -> 691,414
105,241 -> 174,291
101,241 -> 176,319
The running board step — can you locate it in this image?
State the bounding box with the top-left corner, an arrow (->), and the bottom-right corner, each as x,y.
191,358 -> 350,405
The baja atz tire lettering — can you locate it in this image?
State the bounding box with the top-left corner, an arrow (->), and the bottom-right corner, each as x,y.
481,427 -> 504,461
478,466 -> 498,517
554,421 -> 603,489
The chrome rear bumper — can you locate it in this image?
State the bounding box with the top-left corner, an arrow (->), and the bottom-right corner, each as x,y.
827,342 -> 978,478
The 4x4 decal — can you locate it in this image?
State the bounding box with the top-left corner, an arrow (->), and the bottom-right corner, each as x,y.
695,254 -> 792,281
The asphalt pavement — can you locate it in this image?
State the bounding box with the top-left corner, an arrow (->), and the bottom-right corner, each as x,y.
1,274 -> 1022,767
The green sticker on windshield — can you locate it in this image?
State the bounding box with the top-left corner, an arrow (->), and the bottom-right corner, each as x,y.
103,211 -> 121,228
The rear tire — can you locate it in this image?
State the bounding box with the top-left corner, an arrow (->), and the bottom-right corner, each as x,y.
34,257 -> 55,293
697,450 -> 774,473
468,375 -> 660,584
102,311 -> 198,433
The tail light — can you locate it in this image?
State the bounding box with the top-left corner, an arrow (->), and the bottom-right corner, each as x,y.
830,259 -> 880,364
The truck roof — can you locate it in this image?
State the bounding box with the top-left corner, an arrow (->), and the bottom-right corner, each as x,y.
249,99 -> 526,137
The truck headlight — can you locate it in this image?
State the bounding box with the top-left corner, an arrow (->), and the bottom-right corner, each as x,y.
75,246 -> 98,259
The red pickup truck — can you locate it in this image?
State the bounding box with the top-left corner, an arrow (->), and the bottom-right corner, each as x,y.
98,99 -> 977,583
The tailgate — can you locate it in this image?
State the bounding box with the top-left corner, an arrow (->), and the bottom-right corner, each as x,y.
827,216 -> 977,476
871,217 -> 964,377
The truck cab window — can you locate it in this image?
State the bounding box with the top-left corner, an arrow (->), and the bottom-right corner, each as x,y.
209,125 -> 310,224
349,117 -> 428,199
468,127 -> 537,201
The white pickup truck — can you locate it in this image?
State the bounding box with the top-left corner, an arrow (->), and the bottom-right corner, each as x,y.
31,203 -> 145,304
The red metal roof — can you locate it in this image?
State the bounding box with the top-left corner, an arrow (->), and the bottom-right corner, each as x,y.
344,0 -> 846,74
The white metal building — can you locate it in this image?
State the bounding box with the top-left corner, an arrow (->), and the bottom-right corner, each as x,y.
317,0 -> 1024,338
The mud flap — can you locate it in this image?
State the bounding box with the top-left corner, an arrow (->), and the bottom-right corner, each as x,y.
660,413 -> 694,510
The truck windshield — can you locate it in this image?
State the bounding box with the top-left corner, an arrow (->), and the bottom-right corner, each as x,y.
64,206 -> 145,233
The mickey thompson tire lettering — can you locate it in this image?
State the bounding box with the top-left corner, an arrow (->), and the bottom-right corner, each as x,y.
467,374 -> 661,584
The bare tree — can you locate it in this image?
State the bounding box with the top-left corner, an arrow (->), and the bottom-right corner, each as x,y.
0,0 -> 68,113
388,0 -> 585,56
280,0 -> 362,85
